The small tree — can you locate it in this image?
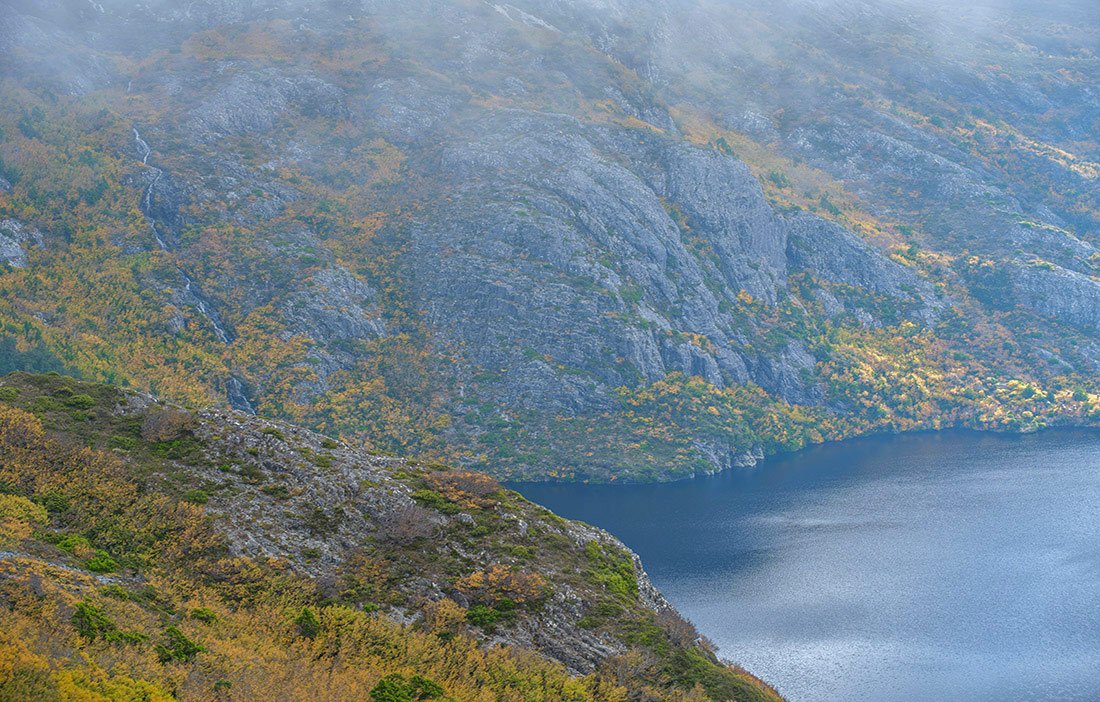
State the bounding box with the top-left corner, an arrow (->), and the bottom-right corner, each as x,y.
295,607 -> 321,638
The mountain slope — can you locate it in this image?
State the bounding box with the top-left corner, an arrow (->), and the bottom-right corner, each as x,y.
0,371 -> 780,701
0,0 -> 1098,480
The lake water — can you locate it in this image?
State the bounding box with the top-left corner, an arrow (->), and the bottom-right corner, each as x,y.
515,430 -> 1100,702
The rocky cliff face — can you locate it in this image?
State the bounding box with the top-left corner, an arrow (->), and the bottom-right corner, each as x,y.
0,0 -> 1098,479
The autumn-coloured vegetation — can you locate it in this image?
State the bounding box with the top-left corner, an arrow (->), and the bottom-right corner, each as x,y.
0,373 -> 782,702
2,8 -> 1098,485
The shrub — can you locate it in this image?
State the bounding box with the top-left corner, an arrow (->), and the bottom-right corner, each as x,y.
108,435 -> 137,450
465,602 -> 516,630
100,584 -> 131,600
424,471 -> 500,510
454,565 -> 547,606
182,490 -> 209,505
155,625 -> 205,663
320,438 -> 339,449
411,489 -> 454,513
422,598 -> 466,634
657,608 -> 703,648
295,607 -> 321,638
71,602 -> 145,644
302,506 -> 343,535
586,541 -> 638,599
767,170 -> 791,189
0,387 -> 18,402
141,409 -> 196,442
261,484 -> 290,499
84,550 -> 118,573
261,427 -> 285,441
150,437 -> 201,461
0,493 -> 47,546
72,601 -> 113,640
190,607 -> 218,624
336,551 -> 391,605
63,394 -> 96,410
369,673 -> 444,702
57,534 -> 93,555
238,463 -> 264,483
377,504 -> 438,544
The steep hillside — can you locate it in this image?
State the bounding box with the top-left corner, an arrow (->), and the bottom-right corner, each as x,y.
0,371 -> 780,701
0,0 -> 1098,480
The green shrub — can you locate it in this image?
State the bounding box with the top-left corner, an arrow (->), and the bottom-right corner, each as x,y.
151,437 -> 202,461
0,387 -> 18,402
190,607 -> 218,624
465,600 -> 517,631
108,435 -> 137,450
767,170 -> 791,188
320,438 -> 339,449
261,484 -> 290,499
182,489 -> 209,505
261,427 -> 285,441
39,491 -> 70,514
465,604 -> 499,628
411,489 -> 458,514
155,625 -> 205,663
100,584 -> 130,600
71,602 -> 145,644
84,550 -> 118,573
239,463 -> 264,483
302,506 -> 343,535
369,673 -> 444,702
586,542 -> 638,598
295,608 -> 321,638
58,534 -> 91,553
72,601 -> 115,640
63,394 -> 96,410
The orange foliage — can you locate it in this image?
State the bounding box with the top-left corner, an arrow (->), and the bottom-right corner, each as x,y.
454,565 -> 548,606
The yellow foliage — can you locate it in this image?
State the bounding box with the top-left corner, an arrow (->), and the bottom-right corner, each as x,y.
454,565 -> 548,606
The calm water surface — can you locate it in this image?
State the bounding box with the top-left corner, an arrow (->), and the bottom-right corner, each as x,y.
515,430 -> 1100,702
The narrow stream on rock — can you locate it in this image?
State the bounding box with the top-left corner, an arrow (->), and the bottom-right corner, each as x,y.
133,127 -> 255,413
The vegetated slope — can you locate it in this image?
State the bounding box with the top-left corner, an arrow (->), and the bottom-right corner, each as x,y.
0,0 -> 1098,480
0,372 -> 780,702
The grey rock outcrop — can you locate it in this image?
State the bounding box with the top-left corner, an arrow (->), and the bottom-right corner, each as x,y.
1009,262 -> 1100,336
0,219 -> 43,268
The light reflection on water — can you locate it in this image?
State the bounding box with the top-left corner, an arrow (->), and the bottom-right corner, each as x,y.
515,430 -> 1100,702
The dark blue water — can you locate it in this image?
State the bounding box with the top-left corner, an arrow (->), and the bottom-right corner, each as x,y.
516,430 -> 1100,702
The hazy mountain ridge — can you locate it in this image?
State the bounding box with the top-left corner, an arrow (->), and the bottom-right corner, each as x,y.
0,0 -> 1098,479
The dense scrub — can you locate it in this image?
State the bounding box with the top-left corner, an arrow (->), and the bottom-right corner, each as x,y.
0,372 -> 781,702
